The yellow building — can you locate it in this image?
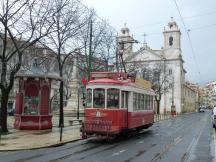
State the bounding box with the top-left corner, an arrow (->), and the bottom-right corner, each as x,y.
182,83 -> 198,113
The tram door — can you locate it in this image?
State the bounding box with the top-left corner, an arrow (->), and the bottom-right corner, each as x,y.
121,91 -> 128,127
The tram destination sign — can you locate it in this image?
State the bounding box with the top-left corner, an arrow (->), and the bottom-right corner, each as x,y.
135,78 -> 151,89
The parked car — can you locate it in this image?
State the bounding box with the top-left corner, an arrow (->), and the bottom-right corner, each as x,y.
199,107 -> 205,112
212,107 -> 216,128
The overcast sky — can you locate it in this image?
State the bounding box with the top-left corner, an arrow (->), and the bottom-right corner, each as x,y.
82,0 -> 216,86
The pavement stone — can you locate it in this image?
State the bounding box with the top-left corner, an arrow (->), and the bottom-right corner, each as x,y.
0,116 -> 82,151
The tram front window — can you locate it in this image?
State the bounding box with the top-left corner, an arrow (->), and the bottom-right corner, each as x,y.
93,88 -> 105,108
107,88 -> 119,108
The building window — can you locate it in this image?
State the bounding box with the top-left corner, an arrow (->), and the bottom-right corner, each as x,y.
169,83 -> 173,89
169,36 -> 173,46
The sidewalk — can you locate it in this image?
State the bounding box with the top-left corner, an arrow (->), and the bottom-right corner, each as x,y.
0,116 -> 82,151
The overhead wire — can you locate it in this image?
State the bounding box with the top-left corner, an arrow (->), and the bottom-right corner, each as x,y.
130,9 -> 216,29
173,0 -> 202,81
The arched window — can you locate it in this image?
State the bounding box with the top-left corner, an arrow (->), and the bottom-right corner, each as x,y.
169,36 -> 173,46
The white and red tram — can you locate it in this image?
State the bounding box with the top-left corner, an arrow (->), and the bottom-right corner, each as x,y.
81,72 -> 155,139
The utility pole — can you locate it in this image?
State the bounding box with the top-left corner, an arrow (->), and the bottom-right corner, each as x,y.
88,20 -> 93,81
171,76 -> 176,117
172,76 -> 174,106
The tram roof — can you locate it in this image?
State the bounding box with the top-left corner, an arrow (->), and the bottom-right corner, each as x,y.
88,72 -> 153,92
88,78 -> 126,85
88,78 -> 153,91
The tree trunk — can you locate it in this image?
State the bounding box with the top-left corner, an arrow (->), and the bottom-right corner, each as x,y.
59,80 -> 64,127
0,90 -> 9,133
156,100 -> 160,114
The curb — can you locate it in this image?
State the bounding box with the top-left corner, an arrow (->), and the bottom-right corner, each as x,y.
0,138 -> 82,152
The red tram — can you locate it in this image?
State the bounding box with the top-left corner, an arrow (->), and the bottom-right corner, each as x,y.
81,72 -> 155,139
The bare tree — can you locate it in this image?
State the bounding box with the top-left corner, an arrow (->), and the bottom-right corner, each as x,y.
142,62 -> 171,114
96,26 -> 116,71
79,10 -> 117,78
0,0 -> 54,133
127,61 -> 171,114
43,0 -> 88,127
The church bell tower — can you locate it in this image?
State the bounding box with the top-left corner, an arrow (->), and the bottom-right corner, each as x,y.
163,17 -> 181,50
117,23 -> 134,61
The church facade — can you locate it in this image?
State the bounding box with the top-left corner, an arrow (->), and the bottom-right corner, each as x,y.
117,18 -> 195,114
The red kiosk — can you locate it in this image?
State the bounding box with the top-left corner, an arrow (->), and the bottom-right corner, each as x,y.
14,61 -> 61,130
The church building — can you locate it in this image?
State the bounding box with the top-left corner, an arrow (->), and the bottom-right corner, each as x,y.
117,18 -> 194,114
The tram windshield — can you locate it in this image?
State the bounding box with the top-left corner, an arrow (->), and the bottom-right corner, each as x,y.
93,88 -> 105,108
88,88 -> 120,109
107,88 -> 119,108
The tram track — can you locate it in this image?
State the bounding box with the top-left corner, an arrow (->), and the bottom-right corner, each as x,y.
11,140 -> 93,162
48,144 -> 101,162
150,113 -> 207,162
8,113 -> 210,162
46,130 -> 154,162
47,143 -> 119,162
46,113 -> 201,162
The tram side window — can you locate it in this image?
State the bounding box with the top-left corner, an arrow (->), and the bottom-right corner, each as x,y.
107,88 -> 119,109
86,89 -> 92,108
150,96 -> 153,110
93,88 -> 105,108
144,95 -> 146,110
126,93 -> 128,108
138,94 -> 141,110
133,93 -> 137,110
147,95 -> 150,110
140,94 -> 144,110
121,92 -> 124,108
122,91 -> 128,109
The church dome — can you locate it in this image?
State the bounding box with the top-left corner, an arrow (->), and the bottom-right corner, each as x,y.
166,17 -> 179,31
120,23 -> 130,36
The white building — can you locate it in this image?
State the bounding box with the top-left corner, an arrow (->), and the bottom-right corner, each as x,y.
117,18 -> 190,114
